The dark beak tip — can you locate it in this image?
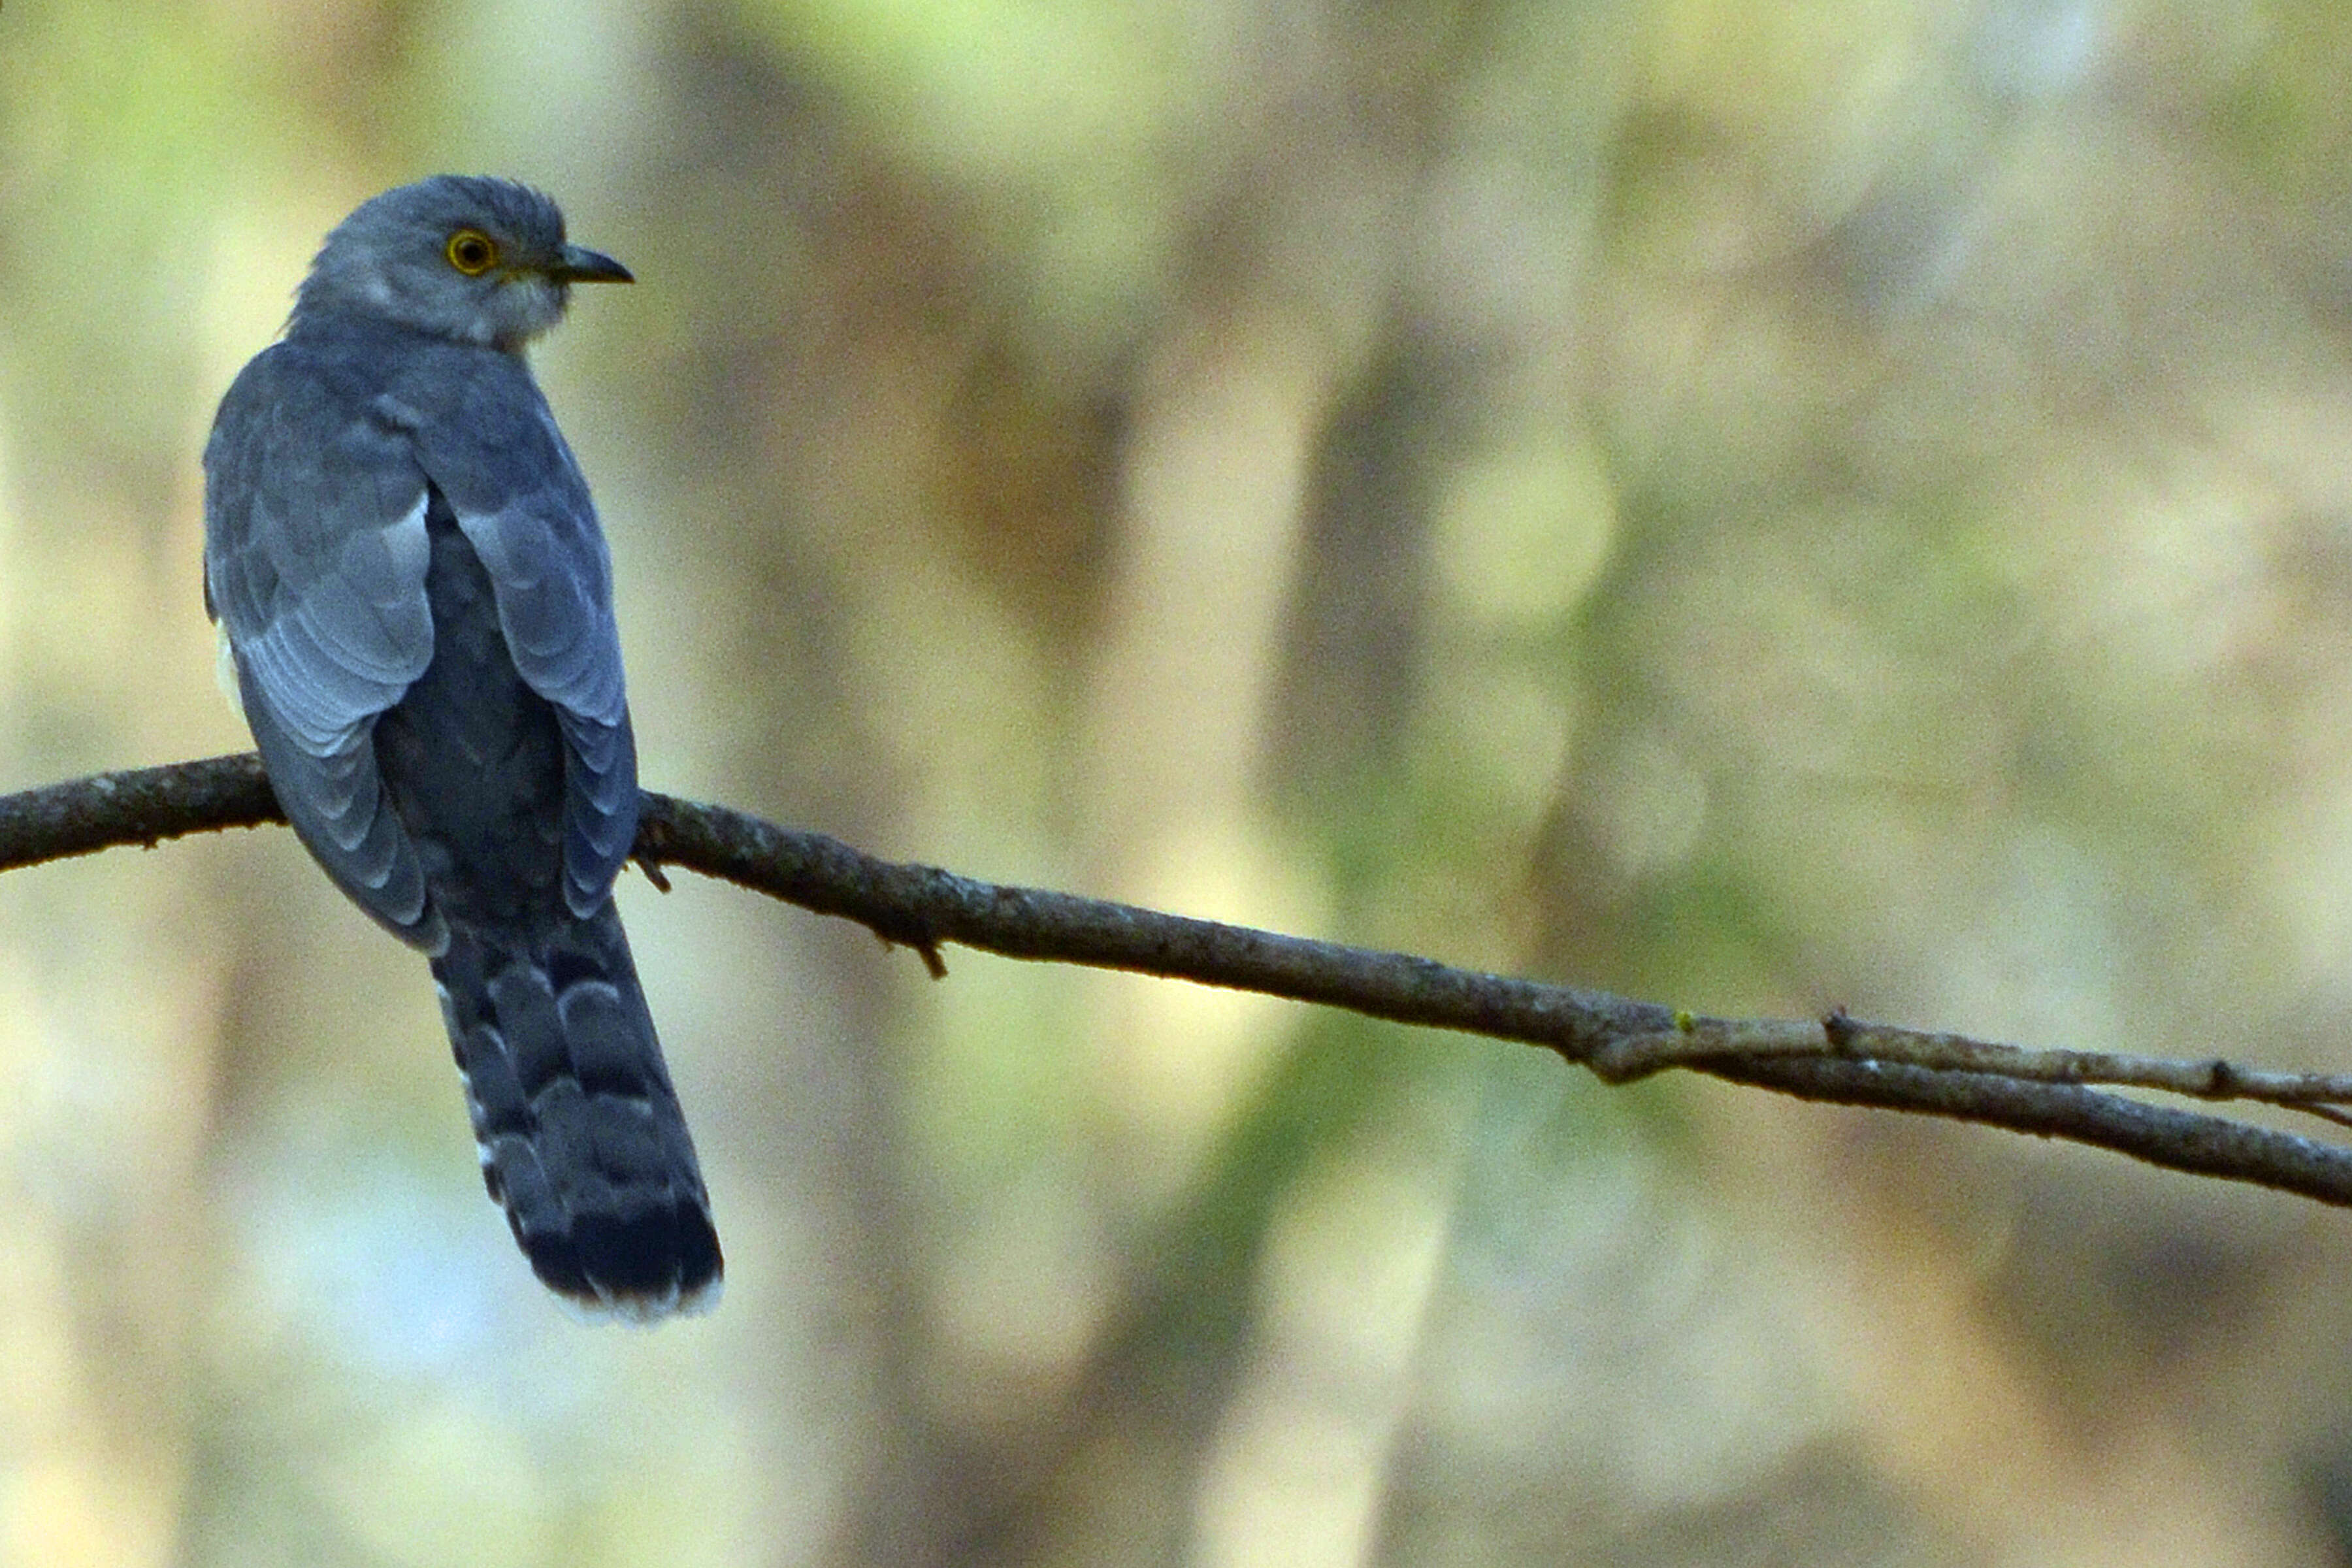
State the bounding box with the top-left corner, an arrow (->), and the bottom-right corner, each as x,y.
561,245 -> 634,284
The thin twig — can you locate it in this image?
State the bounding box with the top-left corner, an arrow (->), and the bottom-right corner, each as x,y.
11,753 -> 2352,1209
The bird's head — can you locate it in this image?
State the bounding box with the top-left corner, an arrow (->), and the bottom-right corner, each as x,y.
291,175 -> 632,351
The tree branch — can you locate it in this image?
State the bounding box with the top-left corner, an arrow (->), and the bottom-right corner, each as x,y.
15,753 -> 2352,1207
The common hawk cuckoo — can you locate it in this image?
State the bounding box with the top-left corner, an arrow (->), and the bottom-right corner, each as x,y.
203,176 -> 722,1322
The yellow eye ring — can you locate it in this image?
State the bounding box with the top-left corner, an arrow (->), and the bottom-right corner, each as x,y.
445,229 -> 499,275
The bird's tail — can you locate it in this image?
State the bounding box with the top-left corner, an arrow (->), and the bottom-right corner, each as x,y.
431,904 -> 722,1321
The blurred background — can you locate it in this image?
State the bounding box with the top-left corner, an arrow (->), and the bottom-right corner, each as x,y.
9,0 -> 2352,1562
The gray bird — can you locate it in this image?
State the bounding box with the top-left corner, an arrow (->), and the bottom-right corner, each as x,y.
203,176 -> 721,1322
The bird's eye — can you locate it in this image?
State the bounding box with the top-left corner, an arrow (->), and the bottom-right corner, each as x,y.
445,229 -> 499,275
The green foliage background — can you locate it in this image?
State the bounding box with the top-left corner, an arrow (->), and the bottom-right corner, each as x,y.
5,1 -> 2352,1563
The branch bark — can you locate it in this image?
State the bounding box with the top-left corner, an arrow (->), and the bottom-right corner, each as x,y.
16,753 -> 2352,1207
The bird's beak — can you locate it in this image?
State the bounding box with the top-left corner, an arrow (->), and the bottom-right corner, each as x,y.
552,244 -> 633,284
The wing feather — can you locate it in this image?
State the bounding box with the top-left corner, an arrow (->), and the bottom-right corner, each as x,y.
408,354 -> 638,911
203,341 -> 440,944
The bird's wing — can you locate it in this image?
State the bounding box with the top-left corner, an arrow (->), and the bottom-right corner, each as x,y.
413,359 -> 638,918
203,342 -> 440,941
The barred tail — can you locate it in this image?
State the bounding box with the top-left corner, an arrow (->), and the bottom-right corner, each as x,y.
432,905 -> 722,1320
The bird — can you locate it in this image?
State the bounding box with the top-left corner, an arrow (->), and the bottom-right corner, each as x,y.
202,176 -> 721,1322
